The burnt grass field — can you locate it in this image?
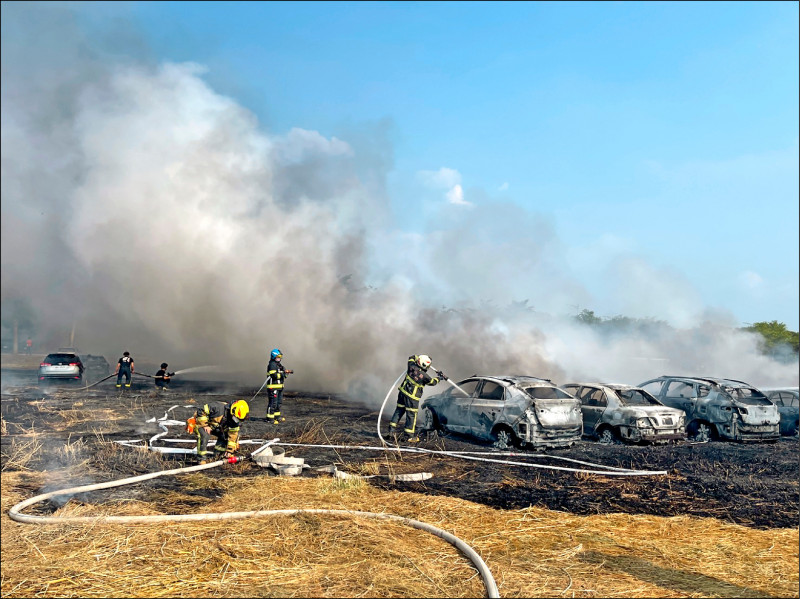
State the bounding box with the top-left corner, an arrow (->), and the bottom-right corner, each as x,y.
2,371 -> 798,530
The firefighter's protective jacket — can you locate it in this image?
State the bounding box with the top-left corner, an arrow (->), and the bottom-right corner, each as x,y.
398,355 -> 440,401
267,358 -> 289,390
194,401 -> 244,453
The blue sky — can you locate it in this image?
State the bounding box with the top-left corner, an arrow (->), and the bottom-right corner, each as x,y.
12,1 -> 800,328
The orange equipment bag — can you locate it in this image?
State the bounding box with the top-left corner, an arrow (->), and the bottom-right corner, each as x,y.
186,417 -> 197,434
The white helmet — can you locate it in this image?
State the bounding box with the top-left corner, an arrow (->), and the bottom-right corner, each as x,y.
416,355 -> 432,369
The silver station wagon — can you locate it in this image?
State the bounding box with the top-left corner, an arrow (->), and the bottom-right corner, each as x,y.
420,375 -> 583,449
561,382 -> 686,444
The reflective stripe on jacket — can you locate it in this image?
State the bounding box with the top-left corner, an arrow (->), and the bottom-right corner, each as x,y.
398,355 -> 439,400
266,358 -> 287,389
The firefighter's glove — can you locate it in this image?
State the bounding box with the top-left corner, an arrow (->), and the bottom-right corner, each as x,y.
436,370 -> 448,381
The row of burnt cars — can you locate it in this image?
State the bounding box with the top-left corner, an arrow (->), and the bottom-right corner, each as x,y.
419,374 -> 799,449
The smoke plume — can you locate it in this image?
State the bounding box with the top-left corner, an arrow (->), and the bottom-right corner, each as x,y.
2,3 -> 797,403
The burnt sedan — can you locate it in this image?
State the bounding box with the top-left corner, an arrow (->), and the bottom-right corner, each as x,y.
638,376 -> 780,442
419,375 -> 582,449
561,383 -> 686,444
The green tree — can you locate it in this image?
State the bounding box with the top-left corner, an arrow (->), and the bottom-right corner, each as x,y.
574,309 -> 602,326
742,321 -> 800,358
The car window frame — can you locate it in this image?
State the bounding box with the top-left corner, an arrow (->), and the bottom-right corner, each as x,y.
665,380 -> 697,399
477,380 -> 505,401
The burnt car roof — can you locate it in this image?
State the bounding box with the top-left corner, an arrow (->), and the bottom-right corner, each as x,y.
567,382 -> 642,391
469,375 -> 554,385
658,375 -> 754,388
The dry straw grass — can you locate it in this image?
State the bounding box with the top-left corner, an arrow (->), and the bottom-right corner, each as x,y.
2,467 -> 798,598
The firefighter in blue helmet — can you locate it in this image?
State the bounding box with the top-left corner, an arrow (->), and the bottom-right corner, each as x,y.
266,349 -> 294,424
192,400 -> 249,463
389,354 -> 447,442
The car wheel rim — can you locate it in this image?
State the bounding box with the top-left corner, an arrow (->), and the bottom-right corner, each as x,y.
422,408 -> 434,431
694,424 -> 710,443
493,430 -> 511,449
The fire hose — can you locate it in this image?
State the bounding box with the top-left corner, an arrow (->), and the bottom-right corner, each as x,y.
8,443 -> 500,599
83,372 -> 118,390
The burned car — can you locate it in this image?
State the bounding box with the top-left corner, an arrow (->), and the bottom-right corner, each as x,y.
419,375 -> 582,449
762,388 -> 799,436
638,376 -> 780,442
560,383 -> 686,444
83,354 -> 111,380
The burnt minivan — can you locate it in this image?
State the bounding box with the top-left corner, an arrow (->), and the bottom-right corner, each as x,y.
638,376 -> 780,442
420,375 -> 583,449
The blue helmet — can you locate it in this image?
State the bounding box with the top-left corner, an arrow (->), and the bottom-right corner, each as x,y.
270,348 -> 283,360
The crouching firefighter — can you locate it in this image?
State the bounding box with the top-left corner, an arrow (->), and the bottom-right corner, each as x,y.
389,354 -> 447,443
188,400 -> 249,463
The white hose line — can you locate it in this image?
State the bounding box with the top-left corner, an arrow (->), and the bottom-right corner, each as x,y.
251,375 -> 271,402
376,371 -> 406,445
9,460 -> 227,522
275,441 -> 666,476
276,441 -> 659,474
9,460 -> 499,598
430,364 -> 469,397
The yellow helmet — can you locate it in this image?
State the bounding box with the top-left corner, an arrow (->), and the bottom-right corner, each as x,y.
231,400 -> 249,420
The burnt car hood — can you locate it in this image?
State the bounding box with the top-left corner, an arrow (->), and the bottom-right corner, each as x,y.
611,405 -> 683,425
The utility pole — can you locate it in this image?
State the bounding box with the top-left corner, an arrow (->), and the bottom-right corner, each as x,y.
13,319 -> 18,354
70,319 -> 76,348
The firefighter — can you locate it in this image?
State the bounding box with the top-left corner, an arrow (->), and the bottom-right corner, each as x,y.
389,354 -> 447,442
154,362 -> 175,391
115,351 -> 134,388
192,399 -> 249,463
266,348 -> 293,424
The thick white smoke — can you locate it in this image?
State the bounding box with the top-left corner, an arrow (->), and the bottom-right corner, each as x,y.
2,4 -> 797,403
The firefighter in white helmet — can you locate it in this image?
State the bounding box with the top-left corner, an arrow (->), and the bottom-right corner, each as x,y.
388,354 -> 447,442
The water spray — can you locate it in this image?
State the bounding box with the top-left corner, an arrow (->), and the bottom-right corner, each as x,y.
172,365 -> 222,376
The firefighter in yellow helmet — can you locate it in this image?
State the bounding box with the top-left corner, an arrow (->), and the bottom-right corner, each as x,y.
388,354 -> 447,442
191,400 -> 249,463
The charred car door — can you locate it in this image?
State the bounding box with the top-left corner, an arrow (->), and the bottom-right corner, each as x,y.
437,379 -> 481,433
579,386 -> 608,435
468,380 -> 506,440
662,380 -> 699,415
